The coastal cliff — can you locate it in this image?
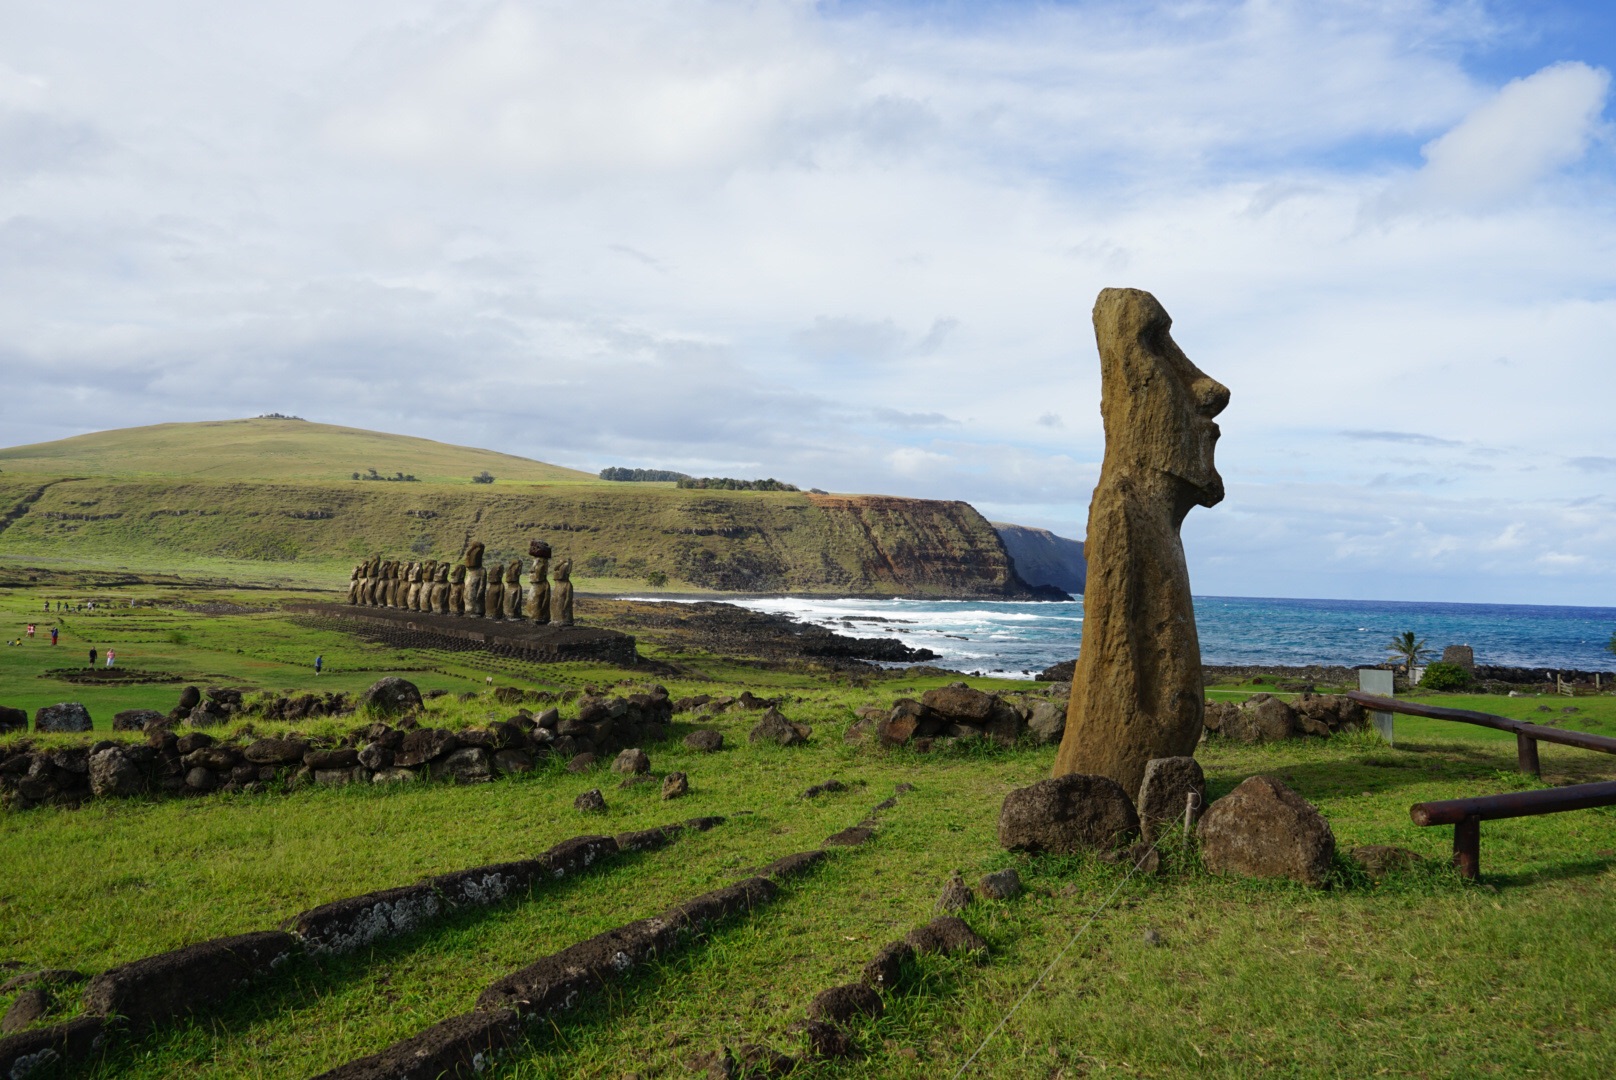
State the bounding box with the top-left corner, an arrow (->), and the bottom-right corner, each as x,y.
993,522 -> 1087,595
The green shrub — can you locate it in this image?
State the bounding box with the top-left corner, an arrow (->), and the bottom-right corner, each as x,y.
1421,661 -> 1472,691
646,570 -> 668,587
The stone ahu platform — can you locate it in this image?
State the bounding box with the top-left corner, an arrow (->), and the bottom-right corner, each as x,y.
290,604 -> 639,666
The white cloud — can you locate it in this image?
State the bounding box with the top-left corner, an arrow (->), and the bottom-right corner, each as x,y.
1378,61 -> 1611,213
1,1 -> 1615,604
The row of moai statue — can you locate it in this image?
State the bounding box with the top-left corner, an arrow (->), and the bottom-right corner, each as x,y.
346,540 -> 574,626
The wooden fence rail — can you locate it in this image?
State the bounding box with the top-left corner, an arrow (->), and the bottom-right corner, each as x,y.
1345,690 -> 1616,777
1344,691 -> 1616,878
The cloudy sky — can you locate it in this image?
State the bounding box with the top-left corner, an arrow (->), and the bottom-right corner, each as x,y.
3,0 -> 1614,605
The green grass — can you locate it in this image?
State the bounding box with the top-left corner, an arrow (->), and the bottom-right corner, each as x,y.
3,584 -> 1616,1077
0,419 -> 1030,597
0,417 -> 597,484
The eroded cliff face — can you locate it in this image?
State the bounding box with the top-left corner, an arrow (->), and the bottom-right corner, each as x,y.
0,478 -> 1046,598
992,523 -> 1086,595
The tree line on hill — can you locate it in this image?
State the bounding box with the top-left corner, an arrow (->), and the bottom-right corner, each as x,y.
600,467 -> 799,492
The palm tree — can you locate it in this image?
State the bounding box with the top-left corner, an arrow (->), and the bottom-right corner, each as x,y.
1386,630 -> 1433,673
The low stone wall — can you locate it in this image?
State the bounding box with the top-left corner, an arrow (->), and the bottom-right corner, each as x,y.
0,821 -> 717,1076
290,604 -> 639,666
0,685 -> 675,811
1204,693 -> 1365,742
846,682 -> 1069,750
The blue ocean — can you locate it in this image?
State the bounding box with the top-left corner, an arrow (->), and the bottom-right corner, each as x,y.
703,595 -> 1616,679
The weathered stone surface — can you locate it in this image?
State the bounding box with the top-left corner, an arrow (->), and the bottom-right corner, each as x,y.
295,885 -> 441,954
1,986 -> 51,1033
1053,288 -> 1228,796
394,728 -> 458,767
0,1016 -> 107,1079
762,850 -> 827,881
34,702 -> 92,733
431,746 -> 494,783
0,970 -> 83,996
185,766 -> 218,791
493,749 -> 533,776
1026,700 -> 1065,745
360,676 -> 423,716
749,708 -> 810,747
823,825 -> 874,847
566,752 -> 598,773
998,774 -> 1138,854
244,737 -> 310,765
1197,775 -> 1335,888
574,788 -> 606,812
807,983 -> 882,1024
88,747 -> 145,798
432,858 -> 552,909
1136,756 -> 1206,841
905,916 -> 988,956
304,748 -> 359,770
922,683 -> 995,723
371,767 -> 418,784
309,1007 -> 521,1080
613,748 -> 651,774
0,705 -> 25,733
82,930 -> 298,1030
112,708 -> 164,732
552,556 -> 574,626
684,729 -> 723,753
661,771 -> 689,799
178,685 -> 202,710
935,870 -> 973,912
861,940 -> 913,990
979,868 -> 1022,901
800,1020 -> 855,1059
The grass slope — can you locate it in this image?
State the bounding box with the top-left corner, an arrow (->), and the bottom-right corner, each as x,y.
3,583 -> 1616,1077
0,418 -> 597,484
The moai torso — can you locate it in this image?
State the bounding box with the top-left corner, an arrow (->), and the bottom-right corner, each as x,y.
347,564 -> 362,604
1052,288 -> 1228,797
433,562 -> 451,614
463,541 -> 487,617
449,563 -> 467,615
553,557 -> 574,627
503,560 -> 523,619
525,541 -> 552,624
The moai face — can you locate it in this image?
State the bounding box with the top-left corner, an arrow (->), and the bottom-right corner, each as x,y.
464,541 -> 485,569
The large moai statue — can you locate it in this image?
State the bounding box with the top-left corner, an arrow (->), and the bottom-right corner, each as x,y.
553,556 -> 574,627
419,560 -> 438,610
485,555 -> 505,621
466,541 -> 491,617
362,557 -> 380,606
388,561 -> 404,608
380,561 -> 395,607
525,540 -> 552,624
502,559 -> 523,620
347,563 -> 363,605
449,563 -> 467,615
1052,288 -> 1229,797
433,562 -> 451,614
404,562 -> 420,611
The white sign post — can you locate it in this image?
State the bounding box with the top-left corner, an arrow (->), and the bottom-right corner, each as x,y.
1359,668 -> 1395,746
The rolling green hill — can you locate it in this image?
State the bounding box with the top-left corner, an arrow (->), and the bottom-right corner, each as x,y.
0,417 -> 597,484
0,421 -> 1044,598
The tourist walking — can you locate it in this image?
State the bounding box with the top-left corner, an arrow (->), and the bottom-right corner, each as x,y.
50,626 -> 58,645
105,648 -> 115,668
88,647 -> 97,666
314,654 -> 323,676
26,624 -> 34,639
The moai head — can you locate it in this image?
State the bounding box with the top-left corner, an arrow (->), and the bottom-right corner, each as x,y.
464,541 -> 485,569
1092,287 -> 1229,519
554,557 -> 572,582
450,563 -> 466,583
423,559 -> 438,581
505,559 -> 522,584
437,562 -> 451,583
351,563 -> 362,580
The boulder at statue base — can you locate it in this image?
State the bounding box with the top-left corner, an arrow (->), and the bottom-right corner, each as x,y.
360,677 -> 423,717
998,773 -> 1138,854
1197,775 -> 1335,888
1136,756 -> 1206,841
35,702 -> 92,733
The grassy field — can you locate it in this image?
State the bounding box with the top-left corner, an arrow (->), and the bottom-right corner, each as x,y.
0,418 -> 598,484
0,419 -> 1031,597
3,584 -> 1616,1078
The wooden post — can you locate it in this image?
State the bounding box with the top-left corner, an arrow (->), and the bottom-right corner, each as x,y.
1453,815 -> 1481,880
1517,733 -> 1541,777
